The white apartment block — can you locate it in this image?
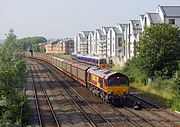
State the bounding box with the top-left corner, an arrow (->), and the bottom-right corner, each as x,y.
157,5 -> 180,27
107,27 -> 124,60
116,24 -> 128,61
93,29 -> 105,57
74,5 -> 180,65
125,20 -> 142,60
87,32 -> 94,55
74,33 -> 83,54
141,5 -> 180,32
74,31 -> 93,54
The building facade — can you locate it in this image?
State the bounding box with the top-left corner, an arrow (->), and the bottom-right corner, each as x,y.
45,39 -> 74,54
73,5 -> 180,65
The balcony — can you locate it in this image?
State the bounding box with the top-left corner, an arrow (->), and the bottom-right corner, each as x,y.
98,47 -> 106,51
99,51 -> 106,54
97,39 -> 106,43
98,44 -> 106,48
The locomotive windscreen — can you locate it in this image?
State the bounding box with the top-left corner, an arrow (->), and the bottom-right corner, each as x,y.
108,76 -> 129,86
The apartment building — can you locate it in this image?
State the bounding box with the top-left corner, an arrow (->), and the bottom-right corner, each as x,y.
87,31 -> 95,55
107,27 -> 121,58
74,31 -> 93,54
124,20 -> 142,60
45,39 -> 74,54
73,5 -> 180,64
94,29 -> 107,58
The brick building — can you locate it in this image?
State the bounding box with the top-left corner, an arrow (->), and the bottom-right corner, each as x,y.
45,39 -> 74,54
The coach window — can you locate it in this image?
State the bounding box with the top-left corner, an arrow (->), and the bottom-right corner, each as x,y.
96,60 -> 98,64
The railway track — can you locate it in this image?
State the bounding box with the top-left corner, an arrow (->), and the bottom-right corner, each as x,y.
29,61 -> 60,127
26,64 -> 42,126
28,58 -> 180,127
128,93 -> 180,127
43,63 -> 115,127
35,58 -> 158,127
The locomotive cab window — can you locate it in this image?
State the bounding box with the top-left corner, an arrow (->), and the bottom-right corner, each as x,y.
108,76 -> 128,86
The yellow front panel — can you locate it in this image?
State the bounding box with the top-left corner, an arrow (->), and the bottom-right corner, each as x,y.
107,86 -> 129,96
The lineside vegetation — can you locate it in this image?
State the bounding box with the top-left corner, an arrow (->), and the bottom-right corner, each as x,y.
122,24 -> 180,111
0,29 -> 27,126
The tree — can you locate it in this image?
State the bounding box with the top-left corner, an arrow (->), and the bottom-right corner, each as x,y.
0,29 -> 26,126
16,36 -> 47,52
137,24 -> 180,78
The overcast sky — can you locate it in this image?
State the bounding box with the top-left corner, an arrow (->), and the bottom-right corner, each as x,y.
0,0 -> 180,39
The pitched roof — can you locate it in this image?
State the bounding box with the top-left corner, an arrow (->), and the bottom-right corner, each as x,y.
102,27 -> 112,33
78,33 -> 84,39
160,6 -> 180,17
117,24 -> 128,31
140,14 -> 144,19
81,31 -> 93,37
130,20 -> 142,30
147,13 -> 163,24
112,27 -> 121,34
96,29 -> 106,37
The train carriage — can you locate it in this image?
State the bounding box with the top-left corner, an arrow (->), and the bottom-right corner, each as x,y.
57,58 -> 64,69
71,63 -> 91,86
71,63 -> 79,81
52,57 -> 58,65
62,60 -> 68,73
64,60 -> 74,76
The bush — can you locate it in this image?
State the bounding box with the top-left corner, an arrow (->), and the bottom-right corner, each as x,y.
122,58 -> 147,84
171,90 -> 180,111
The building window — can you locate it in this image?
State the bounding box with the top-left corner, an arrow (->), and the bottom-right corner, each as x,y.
118,38 -> 122,47
145,17 -> 147,26
113,44 -> 114,52
169,19 -> 175,25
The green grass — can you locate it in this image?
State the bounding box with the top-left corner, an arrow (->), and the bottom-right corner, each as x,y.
131,83 -> 172,107
130,79 -> 180,111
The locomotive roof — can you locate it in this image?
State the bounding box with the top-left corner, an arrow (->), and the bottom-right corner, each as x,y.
88,67 -> 111,78
88,66 -> 127,79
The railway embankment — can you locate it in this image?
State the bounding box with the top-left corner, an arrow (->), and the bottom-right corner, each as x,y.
129,81 -> 180,112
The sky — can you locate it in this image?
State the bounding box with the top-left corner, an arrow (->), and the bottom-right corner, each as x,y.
0,0 -> 180,40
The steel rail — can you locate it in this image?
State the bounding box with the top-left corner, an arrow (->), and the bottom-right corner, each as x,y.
41,59 -> 156,127
129,93 -> 180,127
29,63 -> 43,127
31,62 -> 61,127
42,62 -> 115,127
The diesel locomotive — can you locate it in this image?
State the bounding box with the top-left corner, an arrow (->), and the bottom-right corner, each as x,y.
26,52 -> 129,105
